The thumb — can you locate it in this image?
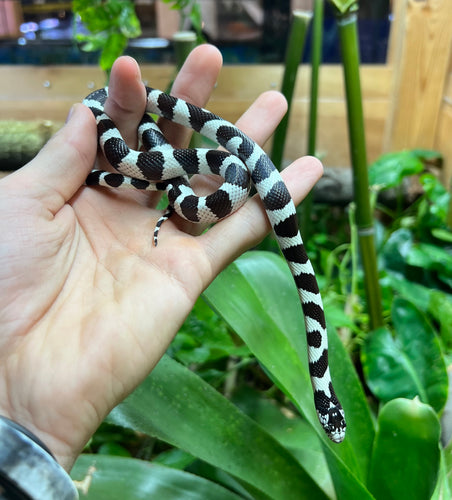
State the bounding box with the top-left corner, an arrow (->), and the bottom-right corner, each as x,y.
16,103 -> 97,211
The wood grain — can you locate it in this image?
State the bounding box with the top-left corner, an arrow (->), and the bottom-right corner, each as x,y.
384,0 -> 452,152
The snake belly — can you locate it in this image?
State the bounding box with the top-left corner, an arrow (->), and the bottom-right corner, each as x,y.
83,87 -> 346,443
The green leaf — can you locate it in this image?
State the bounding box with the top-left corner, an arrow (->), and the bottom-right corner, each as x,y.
203,251 -> 374,496
99,32 -> 128,71
406,243 -> 452,286
362,298 -> 448,413
368,398 -> 441,500
96,442 -> 131,457
153,449 -> 195,470
420,174 -> 450,222
369,151 -> 424,189
78,5 -> 114,33
411,149 -> 443,162
71,455 -> 243,499
383,273 -> 452,346
76,33 -> 108,52
119,2 -> 142,38
380,228 -> 413,274
109,355 -> 328,499
73,0 -> 100,11
232,387 -> 335,498
431,228 -> 452,243
429,291 -> 452,347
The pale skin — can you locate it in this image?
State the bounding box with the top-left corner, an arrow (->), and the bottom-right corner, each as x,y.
0,45 -> 322,471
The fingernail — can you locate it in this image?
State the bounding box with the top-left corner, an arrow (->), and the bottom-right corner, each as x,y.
65,104 -> 76,123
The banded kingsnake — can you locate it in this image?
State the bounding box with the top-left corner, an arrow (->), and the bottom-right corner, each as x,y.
83,86 -> 346,443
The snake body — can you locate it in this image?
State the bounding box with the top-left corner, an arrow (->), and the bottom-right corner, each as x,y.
83,87 -> 346,443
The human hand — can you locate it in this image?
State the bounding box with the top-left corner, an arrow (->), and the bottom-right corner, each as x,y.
0,45 -> 323,470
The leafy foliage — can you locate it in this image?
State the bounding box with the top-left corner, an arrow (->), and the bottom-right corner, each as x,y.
362,299 -> 448,412
73,0 -> 141,73
68,118 -> 450,498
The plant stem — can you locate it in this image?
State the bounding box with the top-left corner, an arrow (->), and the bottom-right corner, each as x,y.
307,0 -> 323,158
336,8 -> 384,329
172,30 -> 197,70
300,0 -> 324,239
270,10 -> 312,170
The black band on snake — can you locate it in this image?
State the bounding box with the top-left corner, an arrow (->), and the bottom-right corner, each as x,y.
83,87 -> 346,443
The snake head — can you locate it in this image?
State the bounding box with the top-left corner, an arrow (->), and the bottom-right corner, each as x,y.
324,406 -> 346,443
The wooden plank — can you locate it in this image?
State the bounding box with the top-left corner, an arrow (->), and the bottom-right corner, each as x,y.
386,0 -> 408,65
384,0 -> 452,151
0,64 -> 391,106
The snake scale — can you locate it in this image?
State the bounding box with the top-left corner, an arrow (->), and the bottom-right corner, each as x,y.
83,87 -> 346,443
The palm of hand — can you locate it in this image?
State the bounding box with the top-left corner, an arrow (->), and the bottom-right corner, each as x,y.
0,108 -> 215,469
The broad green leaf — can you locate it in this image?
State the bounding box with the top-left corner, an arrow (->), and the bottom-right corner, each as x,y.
380,228 -> 413,274
382,273 -> 452,346
109,355 -> 328,499
362,299 -> 448,413
71,455 -> 242,499
203,251 -> 374,496
369,151 -> 424,189
368,398 -> 441,500
406,242 -> 452,290
232,387 -> 335,498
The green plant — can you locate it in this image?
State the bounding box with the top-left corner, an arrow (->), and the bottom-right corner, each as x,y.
331,0 -> 383,330
71,154 -> 452,496
73,0 -> 141,75
71,242 -> 451,498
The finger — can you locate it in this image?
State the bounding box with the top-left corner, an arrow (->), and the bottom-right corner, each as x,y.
201,156 -> 324,277
13,104 -> 97,211
234,90 -> 287,145
159,44 -> 223,147
104,56 -> 147,149
93,57 -> 163,207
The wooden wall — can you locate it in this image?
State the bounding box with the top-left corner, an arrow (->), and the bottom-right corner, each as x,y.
0,63 -> 391,168
385,0 -> 452,187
